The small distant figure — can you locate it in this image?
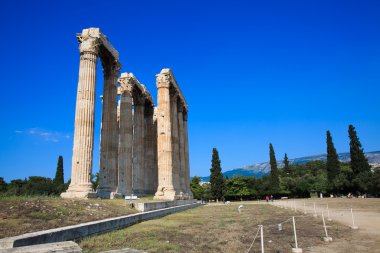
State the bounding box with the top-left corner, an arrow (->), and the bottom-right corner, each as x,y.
266,196 -> 269,202
270,195 -> 274,202
238,205 -> 244,213
225,201 -> 231,205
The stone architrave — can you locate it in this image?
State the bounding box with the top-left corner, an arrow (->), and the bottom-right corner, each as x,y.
132,94 -> 145,195
115,76 -> 134,196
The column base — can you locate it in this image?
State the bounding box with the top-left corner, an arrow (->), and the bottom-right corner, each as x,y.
154,188 -> 180,201
61,184 -> 96,199
97,187 -> 117,199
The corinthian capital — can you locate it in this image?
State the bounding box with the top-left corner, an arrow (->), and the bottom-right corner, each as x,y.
156,74 -> 170,89
118,75 -> 134,95
78,35 -> 99,55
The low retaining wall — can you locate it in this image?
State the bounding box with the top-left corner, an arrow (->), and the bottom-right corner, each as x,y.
134,199 -> 196,212
0,203 -> 201,249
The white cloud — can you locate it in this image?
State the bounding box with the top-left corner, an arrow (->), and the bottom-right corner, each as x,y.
15,128 -> 71,143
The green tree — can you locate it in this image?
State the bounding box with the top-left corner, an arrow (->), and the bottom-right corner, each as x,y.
348,125 -> 371,193
349,125 -> 371,175
54,156 -> 64,185
91,173 -> 99,191
209,148 -> 225,201
326,131 -> 340,187
283,153 -> 290,175
269,143 -> 279,194
0,177 -> 7,192
190,176 -> 204,200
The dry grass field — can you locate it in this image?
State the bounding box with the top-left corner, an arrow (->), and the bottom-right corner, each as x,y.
79,201 -> 363,253
0,196 -> 137,238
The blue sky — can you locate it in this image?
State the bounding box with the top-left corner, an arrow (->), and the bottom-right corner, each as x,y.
0,0 -> 379,182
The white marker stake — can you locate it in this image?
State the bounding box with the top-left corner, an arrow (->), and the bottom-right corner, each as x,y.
292,216 -> 303,253
313,202 -> 317,217
350,208 -> 358,229
260,225 -> 264,253
327,204 -> 332,221
294,200 -> 297,212
322,212 -> 332,241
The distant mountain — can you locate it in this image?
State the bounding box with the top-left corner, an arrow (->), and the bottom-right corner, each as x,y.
199,151 -> 380,182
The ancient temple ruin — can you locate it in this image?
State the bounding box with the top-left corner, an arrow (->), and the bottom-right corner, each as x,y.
61,28 -> 192,200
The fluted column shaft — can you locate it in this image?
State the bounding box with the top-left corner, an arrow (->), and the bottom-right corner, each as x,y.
170,94 -> 181,195
97,62 -> 120,198
144,105 -> 155,194
177,102 -> 186,194
153,116 -> 158,192
154,75 -> 176,199
62,48 -> 98,198
116,90 -> 133,196
183,111 -> 192,197
133,99 -> 145,195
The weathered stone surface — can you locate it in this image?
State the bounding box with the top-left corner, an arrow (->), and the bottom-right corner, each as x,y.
62,28 -> 121,199
62,28 -> 191,200
100,248 -> 146,253
0,203 -> 201,249
0,241 -> 82,252
154,69 -> 191,200
134,199 -> 196,212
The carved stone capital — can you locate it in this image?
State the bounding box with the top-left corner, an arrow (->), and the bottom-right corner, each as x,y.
78,36 -> 99,55
118,76 -> 134,95
156,74 -> 170,89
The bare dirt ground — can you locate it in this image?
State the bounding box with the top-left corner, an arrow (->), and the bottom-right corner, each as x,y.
80,202 -> 357,253
273,198 -> 380,252
0,196 -> 137,239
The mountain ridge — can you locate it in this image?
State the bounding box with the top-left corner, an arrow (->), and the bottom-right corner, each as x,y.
199,151 -> 380,182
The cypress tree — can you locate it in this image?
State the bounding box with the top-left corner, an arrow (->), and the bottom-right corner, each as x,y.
283,153 -> 290,175
348,125 -> 370,175
210,148 -> 224,201
269,143 -> 279,194
326,131 -> 340,184
54,156 -> 64,185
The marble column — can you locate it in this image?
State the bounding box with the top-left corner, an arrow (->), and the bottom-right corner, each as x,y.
61,37 -> 98,199
154,74 -> 177,200
97,61 -> 120,198
153,110 -> 158,192
170,92 -> 181,197
116,78 -> 133,196
177,100 -> 186,195
132,94 -> 145,195
183,110 -> 192,197
144,104 -> 155,194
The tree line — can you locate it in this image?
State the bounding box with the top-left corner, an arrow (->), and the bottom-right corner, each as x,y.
0,156 -> 100,196
191,124 -> 380,200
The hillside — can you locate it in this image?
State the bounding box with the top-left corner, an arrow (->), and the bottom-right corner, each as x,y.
200,151 -> 380,182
